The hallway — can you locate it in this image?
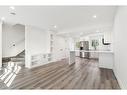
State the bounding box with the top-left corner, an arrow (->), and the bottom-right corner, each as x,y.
0,57 -> 120,89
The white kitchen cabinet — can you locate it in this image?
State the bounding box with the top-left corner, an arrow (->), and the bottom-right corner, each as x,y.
89,52 -> 99,59
104,31 -> 112,43
75,51 -> 80,57
99,52 -> 114,69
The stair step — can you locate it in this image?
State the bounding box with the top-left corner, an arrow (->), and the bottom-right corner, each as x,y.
17,55 -> 25,58
11,60 -> 25,62
11,58 -> 25,61
19,53 -> 25,55
6,50 -> 25,67
2,61 -> 25,68
13,62 -> 25,66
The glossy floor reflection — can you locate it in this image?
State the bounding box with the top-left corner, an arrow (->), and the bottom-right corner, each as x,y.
0,58 -> 120,89
0,62 -> 21,87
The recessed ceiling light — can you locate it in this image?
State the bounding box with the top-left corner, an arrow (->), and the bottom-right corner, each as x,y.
93,15 -> 97,18
9,6 -> 15,10
54,25 -> 57,28
1,17 -> 5,21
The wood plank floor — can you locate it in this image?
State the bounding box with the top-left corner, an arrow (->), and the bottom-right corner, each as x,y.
0,57 -> 120,89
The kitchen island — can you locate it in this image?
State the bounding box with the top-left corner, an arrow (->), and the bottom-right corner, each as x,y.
74,50 -> 114,69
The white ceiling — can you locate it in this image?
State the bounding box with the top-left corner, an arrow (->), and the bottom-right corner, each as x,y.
0,6 -> 117,37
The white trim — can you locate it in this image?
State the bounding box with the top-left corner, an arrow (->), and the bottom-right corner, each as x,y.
0,21 -> 2,68
113,68 -> 126,89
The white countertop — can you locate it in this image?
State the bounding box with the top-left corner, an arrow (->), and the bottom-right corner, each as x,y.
73,50 -> 114,53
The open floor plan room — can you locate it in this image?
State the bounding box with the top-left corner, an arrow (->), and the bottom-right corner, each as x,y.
0,6 -> 127,89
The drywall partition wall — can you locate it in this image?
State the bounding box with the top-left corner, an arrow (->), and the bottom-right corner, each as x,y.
68,37 -> 75,51
2,23 -> 25,57
52,35 -> 68,62
113,7 -> 127,89
0,21 -> 2,68
69,51 -> 75,65
25,26 -> 50,68
25,26 -> 68,68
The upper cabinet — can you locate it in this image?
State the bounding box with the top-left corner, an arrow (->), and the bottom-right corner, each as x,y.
104,31 -> 112,43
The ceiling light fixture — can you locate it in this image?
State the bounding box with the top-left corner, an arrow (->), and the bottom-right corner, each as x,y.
54,25 -> 57,28
9,6 -> 15,10
9,6 -> 16,15
1,17 -> 5,21
93,15 -> 97,18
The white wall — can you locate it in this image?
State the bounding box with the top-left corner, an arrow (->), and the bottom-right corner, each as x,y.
0,21 -> 2,68
113,7 -> 127,89
25,26 -> 50,68
52,35 -> 68,61
25,25 -> 68,68
2,23 -> 25,57
25,26 -> 50,55
68,37 -> 75,51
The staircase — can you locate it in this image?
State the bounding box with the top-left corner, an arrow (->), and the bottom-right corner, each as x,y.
2,51 -> 25,68
10,50 -> 25,66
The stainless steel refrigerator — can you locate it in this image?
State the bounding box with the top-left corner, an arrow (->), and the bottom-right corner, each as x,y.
80,41 -> 89,58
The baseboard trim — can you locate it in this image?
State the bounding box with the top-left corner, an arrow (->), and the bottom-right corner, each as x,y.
113,68 -> 126,89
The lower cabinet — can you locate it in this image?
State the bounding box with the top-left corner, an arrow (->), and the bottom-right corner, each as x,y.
99,52 -> 114,69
